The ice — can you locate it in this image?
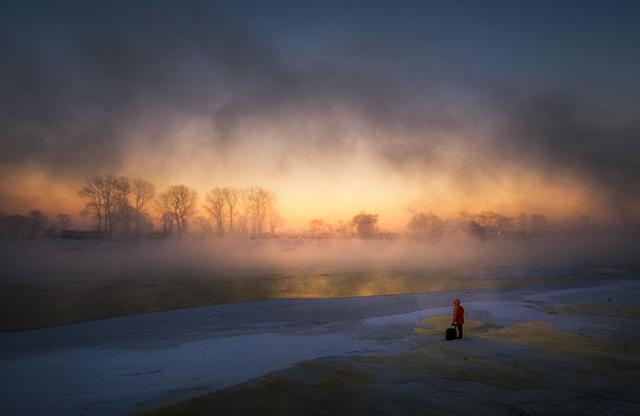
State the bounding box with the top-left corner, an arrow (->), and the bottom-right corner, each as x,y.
1,332 -> 389,416
1,276 -> 638,415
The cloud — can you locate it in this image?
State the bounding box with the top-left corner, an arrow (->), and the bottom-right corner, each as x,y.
494,91 -> 640,216
0,0 -> 638,222
0,1 -> 458,174
0,1 -> 288,174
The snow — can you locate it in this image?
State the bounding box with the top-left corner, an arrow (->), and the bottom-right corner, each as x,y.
1,332 -> 390,415
0,293 -> 449,416
1,275 -> 637,415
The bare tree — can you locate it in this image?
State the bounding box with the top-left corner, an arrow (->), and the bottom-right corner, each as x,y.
78,175 -> 129,235
157,185 -> 198,235
351,212 -> 379,238
79,175 -> 157,237
247,187 -> 263,236
267,203 -> 283,236
101,175 -> 122,234
159,212 -> 175,236
205,188 -> 227,236
154,191 -> 172,236
246,187 -> 276,236
223,187 -> 240,234
115,176 -> 132,236
78,177 -> 104,231
132,179 -> 155,236
237,189 -> 250,235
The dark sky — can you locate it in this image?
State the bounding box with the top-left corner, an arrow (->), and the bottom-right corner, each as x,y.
0,0 -> 639,223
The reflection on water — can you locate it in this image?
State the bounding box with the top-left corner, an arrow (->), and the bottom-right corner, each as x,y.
3,236 -> 628,330
1,265 -> 577,331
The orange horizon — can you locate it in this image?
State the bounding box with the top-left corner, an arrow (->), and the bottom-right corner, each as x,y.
0,163 -> 626,232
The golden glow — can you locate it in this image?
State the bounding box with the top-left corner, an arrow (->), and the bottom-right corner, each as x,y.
0,155 -> 609,231
0,114 -> 627,229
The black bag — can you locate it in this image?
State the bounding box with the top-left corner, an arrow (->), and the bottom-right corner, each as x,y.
446,326 -> 457,341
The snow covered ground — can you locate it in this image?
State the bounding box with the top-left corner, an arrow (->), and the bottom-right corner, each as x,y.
1,275 -> 637,415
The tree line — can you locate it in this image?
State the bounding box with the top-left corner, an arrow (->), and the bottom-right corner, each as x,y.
77,175 -> 282,238
406,210 -> 605,240
307,213 -> 381,239
1,174 -> 632,240
78,176 -> 156,237
303,210 -> 619,241
0,210 -> 70,239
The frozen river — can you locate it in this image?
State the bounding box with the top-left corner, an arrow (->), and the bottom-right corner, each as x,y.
1,276 -> 637,415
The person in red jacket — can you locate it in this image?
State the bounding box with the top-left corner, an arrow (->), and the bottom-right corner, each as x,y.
452,299 -> 465,339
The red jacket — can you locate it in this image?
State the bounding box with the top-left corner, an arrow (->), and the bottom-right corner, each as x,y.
453,305 -> 464,324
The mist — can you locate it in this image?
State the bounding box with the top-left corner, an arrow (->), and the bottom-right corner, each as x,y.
1,1 -> 639,226
2,236 -> 637,285
2,3 -> 640,414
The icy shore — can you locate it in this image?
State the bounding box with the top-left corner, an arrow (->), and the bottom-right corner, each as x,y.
1,275 -> 638,415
